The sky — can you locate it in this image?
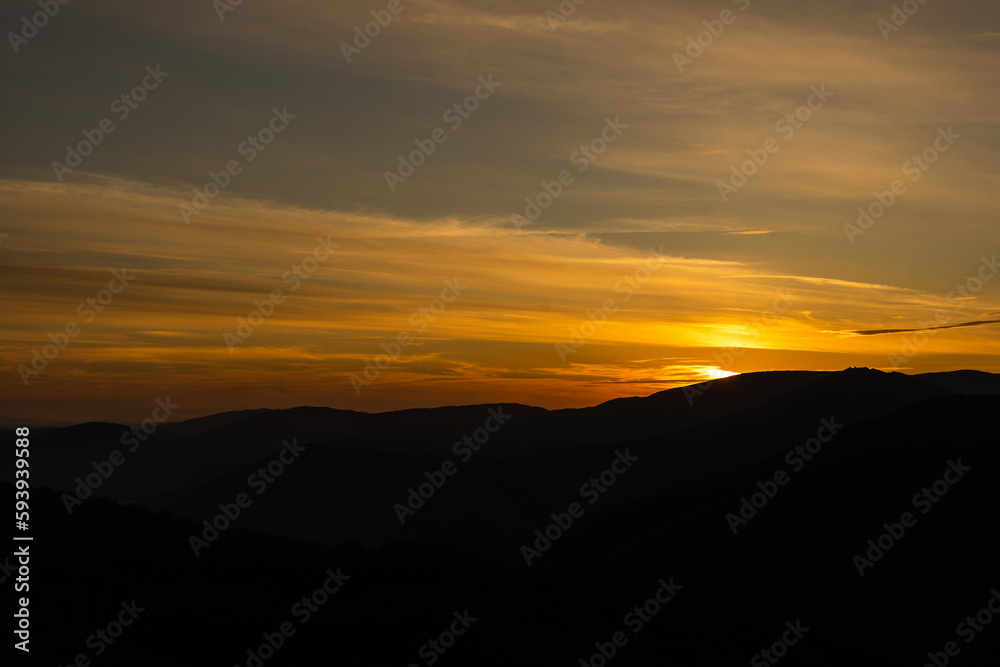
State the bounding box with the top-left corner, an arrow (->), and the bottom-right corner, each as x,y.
2,0 -> 1000,424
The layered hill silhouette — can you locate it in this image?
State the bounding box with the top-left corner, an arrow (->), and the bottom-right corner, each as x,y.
7,368 -> 1000,666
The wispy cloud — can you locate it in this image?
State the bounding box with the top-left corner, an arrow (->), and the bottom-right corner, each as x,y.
850,320 -> 1000,336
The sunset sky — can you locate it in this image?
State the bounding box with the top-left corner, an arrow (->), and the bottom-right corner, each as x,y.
2,0 -> 999,423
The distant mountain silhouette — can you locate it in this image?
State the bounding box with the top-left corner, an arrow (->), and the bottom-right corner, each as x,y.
915,368 -> 1000,395
8,368 -> 1000,665
155,408 -> 272,439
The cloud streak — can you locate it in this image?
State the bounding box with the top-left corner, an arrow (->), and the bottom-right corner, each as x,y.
849,319 -> 1000,336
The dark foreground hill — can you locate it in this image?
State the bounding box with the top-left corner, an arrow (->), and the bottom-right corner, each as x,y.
7,368 -> 1000,665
